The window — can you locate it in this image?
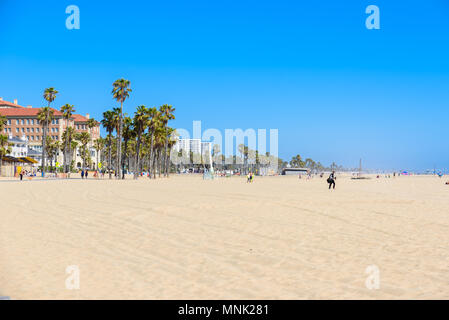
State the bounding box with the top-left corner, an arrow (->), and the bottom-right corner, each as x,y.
55,119 -> 59,124
16,128 -> 19,133
16,120 -> 19,125
31,128 -> 34,133
7,120 -> 11,125
21,119 -> 24,125
27,119 -> 30,125
21,128 -> 25,133
36,128 -> 40,133
31,119 -> 34,125
27,128 -> 30,132
31,136 -> 34,140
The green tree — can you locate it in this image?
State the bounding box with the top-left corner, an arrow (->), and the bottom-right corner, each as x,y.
112,78 -> 132,179
133,105 -> 149,179
60,103 -> 76,174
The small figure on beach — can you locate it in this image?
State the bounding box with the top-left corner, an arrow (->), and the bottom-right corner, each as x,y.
327,171 -> 336,189
81,169 -> 84,179
85,170 -> 88,179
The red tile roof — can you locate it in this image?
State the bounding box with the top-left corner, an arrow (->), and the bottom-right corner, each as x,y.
0,107 -> 63,117
72,114 -> 88,122
0,100 -> 25,108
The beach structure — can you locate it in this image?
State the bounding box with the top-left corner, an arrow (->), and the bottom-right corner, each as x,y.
282,167 -> 309,175
0,97 -> 100,169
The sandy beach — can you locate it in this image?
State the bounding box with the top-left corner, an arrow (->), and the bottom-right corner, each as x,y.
1,174 -> 448,299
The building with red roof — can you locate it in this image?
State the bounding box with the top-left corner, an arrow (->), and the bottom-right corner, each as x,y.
0,97 -> 101,170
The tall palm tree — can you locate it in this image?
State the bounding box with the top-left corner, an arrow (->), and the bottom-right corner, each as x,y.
87,117 -> 98,169
76,132 -> 91,171
60,103 -> 76,174
159,104 -> 175,177
37,106 -> 55,175
101,110 -> 116,179
70,140 -> 78,170
93,137 -> 105,171
146,107 -> 159,179
62,126 -> 76,173
42,88 -> 58,175
111,107 -> 121,177
133,105 -> 149,179
112,78 -> 132,179
121,116 -> 134,179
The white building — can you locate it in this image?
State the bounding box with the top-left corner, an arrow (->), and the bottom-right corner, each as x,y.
8,136 -> 28,158
173,138 -> 212,161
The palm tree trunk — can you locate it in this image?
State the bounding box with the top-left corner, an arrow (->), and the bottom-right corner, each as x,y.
135,132 -> 141,179
41,121 -> 47,176
149,131 -> 154,179
117,101 -> 123,179
108,138 -> 112,179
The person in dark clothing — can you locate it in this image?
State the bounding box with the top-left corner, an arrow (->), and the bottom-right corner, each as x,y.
81,170 -> 84,179
327,171 -> 336,189
85,170 -> 88,179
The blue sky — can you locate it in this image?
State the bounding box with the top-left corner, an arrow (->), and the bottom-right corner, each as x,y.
1,0 -> 448,171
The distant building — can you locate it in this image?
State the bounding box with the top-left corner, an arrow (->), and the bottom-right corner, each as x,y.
172,138 -> 212,163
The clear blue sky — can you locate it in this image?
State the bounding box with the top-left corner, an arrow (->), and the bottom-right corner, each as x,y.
1,0 -> 448,171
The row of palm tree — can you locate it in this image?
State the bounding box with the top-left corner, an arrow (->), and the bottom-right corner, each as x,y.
38,87 -> 100,176
289,154 -> 346,172
100,101 -> 176,179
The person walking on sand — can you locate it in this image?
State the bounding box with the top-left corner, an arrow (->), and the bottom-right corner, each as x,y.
81,169 -> 84,179
85,169 -> 88,179
327,171 -> 336,189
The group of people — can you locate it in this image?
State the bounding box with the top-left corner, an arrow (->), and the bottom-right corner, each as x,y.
80,169 -> 89,179
246,172 -> 254,183
18,169 -> 35,181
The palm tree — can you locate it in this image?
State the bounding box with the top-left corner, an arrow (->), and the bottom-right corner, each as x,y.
93,137 -> 105,171
76,132 -> 91,171
101,110 -> 116,179
133,105 -> 149,179
41,88 -> 58,175
0,115 -> 7,132
146,107 -> 160,179
111,107 -> 121,177
60,103 -> 76,174
37,106 -> 55,175
159,104 -> 175,177
62,126 -> 76,173
0,134 -> 12,176
112,78 -> 132,179
121,116 -> 134,179
290,154 -> 304,168
70,140 -> 78,171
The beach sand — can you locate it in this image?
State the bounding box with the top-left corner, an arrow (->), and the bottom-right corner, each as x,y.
1,174 -> 448,299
